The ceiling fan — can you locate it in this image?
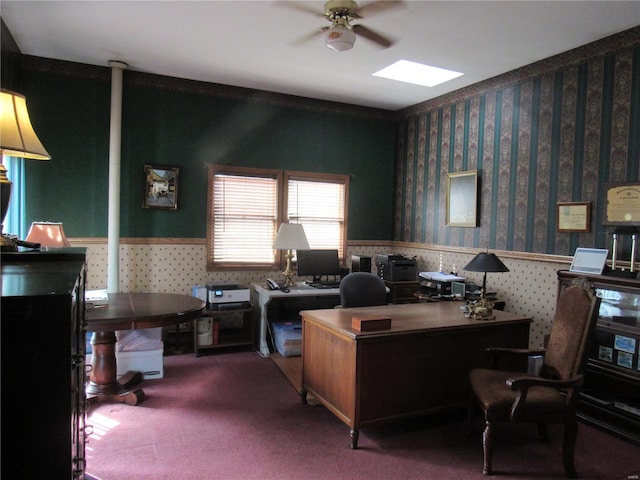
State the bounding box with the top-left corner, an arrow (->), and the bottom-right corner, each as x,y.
279,0 -> 404,52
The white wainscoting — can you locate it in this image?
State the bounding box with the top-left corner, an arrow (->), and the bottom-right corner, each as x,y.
75,240 -> 569,349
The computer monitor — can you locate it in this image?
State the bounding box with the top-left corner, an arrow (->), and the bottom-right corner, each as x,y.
296,249 -> 340,283
451,281 -> 466,299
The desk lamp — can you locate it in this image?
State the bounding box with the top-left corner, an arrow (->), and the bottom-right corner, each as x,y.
463,249 -> 509,320
1,90 -> 51,251
273,223 -> 310,287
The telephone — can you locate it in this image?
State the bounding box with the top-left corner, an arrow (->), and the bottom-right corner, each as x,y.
266,278 -> 290,293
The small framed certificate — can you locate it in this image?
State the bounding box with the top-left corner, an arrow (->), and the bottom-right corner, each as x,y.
557,202 -> 590,232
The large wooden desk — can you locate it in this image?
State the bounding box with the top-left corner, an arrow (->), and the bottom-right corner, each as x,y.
85,292 -> 205,405
300,302 -> 531,448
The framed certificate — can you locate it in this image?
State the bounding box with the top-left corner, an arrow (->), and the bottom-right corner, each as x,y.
557,202 -> 590,232
604,183 -> 640,226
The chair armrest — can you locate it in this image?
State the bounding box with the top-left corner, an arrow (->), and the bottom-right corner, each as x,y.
507,374 -> 583,391
506,374 -> 584,420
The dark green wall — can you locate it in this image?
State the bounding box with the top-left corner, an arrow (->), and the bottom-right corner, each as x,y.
15,58 -> 395,240
1,18 -> 20,90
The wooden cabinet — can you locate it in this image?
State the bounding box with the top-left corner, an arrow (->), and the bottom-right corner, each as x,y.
1,249 -> 88,478
557,270 -> 640,445
193,305 -> 255,356
384,280 -> 420,303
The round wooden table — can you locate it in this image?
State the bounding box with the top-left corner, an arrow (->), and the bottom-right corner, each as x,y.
85,292 -> 205,405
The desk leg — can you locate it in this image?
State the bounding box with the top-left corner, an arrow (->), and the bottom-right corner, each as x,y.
350,429 -> 359,449
258,305 -> 270,357
86,331 -> 145,406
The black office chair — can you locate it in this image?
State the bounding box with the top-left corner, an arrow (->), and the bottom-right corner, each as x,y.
339,272 -> 387,308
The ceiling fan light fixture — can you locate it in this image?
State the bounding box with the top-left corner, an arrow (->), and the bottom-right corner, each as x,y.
325,25 -> 356,52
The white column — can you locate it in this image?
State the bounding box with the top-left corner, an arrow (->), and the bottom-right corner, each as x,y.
107,60 -> 127,293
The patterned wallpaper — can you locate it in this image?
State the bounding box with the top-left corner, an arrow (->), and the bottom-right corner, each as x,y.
78,240 -> 567,349
393,28 -> 640,257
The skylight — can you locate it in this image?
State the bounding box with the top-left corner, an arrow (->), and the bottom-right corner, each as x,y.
373,60 -> 463,87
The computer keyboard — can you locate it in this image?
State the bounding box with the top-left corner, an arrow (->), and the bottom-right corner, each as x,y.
310,282 -> 341,289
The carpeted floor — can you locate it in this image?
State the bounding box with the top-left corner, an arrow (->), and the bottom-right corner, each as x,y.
85,351 -> 640,480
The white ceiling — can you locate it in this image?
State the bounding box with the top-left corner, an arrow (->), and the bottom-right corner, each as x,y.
2,1 -> 639,111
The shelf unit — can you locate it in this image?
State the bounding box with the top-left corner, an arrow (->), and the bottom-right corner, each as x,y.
557,270 -> 640,445
193,305 -> 255,356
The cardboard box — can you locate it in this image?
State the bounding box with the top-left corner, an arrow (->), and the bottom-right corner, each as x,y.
114,343 -> 164,379
352,315 -> 392,331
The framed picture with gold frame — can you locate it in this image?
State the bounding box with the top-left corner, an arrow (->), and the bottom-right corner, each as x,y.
445,170 -> 478,227
557,202 -> 591,232
143,165 -> 179,210
604,182 -> 640,226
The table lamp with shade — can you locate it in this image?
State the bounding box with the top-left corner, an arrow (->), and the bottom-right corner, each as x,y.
25,221 -> 71,248
463,249 -> 509,320
1,89 -> 51,251
273,223 -> 310,288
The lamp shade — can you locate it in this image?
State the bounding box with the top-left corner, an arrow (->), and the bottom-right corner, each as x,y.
463,252 -> 509,273
273,223 -> 310,250
325,25 -> 356,52
0,90 -> 51,160
25,222 -> 70,247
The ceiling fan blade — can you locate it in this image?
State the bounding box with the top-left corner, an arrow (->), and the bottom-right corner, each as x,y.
291,27 -> 329,46
352,0 -> 404,18
352,24 -> 394,48
272,1 -> 325,18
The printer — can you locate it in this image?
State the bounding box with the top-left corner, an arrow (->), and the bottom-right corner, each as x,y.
206,282 -> 250,310
375,254 -> 418,282
419,272 -> 466,297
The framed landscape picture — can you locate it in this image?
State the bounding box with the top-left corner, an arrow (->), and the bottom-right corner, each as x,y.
143,165 -> 179,210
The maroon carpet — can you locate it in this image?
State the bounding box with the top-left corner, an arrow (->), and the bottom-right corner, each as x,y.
85,351 -> 640,480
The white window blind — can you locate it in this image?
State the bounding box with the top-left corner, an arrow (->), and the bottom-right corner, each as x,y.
207,166 -> 348,270
287,178 -> 346,258
211,173 -> 278,266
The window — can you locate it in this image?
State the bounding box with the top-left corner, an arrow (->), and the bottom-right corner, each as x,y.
207,165 -> 348,270
285,171 -> 348,254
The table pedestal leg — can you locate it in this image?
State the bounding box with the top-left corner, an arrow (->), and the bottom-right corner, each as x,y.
86,331 -> 145,406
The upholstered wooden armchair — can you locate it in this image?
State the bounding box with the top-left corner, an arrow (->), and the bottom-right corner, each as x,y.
468,280 -> 601,477
339,272 -> 387,308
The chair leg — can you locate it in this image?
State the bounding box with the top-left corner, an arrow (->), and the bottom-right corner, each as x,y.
482,419 -> 494,475
537,421 -> 550,443
562,419 -> 578,478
